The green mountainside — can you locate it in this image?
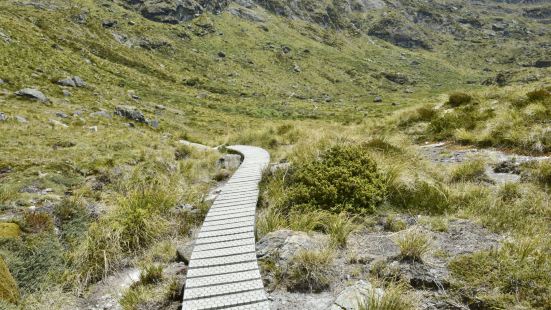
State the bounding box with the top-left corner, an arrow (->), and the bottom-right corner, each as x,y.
0,0 -> 550,309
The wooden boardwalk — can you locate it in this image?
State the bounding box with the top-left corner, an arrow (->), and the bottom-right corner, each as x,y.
182,145 -> 270,310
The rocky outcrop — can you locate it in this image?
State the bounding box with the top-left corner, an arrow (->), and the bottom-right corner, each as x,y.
123,0 -> 229,23
368,17 -> 431,49
114,105 -> 147,123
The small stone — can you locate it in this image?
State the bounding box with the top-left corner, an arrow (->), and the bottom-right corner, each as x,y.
115,105 -> 146,123
293,64 -> 301,72
218,154 -> 242,170
58,78 -> 75,87
102,20 -> 117,28
89,126 -> 98,132
62,90 -> 72,97
90,110 -> 112,118
15,88 -> 49,103
130,94 -> 141,100
0,31 -> 11,43
15,116 -> 27,123
149,119 -> 159,129
58,76 -> 86,87
155,104 -> 166,110
0,79 -> 4,84
176,243 -> 194,265
56,112 -> 68,118
282,46 -> 291,54
217,51 -> 226,58
49,119 -> 68,128
0,112 -> 6,121
72,76 -> 86,87
374,96 -> 383,103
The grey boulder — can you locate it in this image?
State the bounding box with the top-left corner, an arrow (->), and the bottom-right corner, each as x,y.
0,112 -> 6,121
15,88 -> 49,103
218,154 -> 242,170
57,76 -> 86,87
15,116 -> 27,123
115,105 -> 146,123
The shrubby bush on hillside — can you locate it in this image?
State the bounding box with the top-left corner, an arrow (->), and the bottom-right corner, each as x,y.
284,144 -> 387,214
447,92 -> 473,107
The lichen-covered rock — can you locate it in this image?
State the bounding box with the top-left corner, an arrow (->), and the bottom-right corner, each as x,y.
114,105 -> 146,123
368,17 -> 431,49
0,256 -> 20,304
15,88 -> 49,103
218,154 -> 242,170
330,280 -> 384,310
57,76 -> 86,87
257,230 -> 321,268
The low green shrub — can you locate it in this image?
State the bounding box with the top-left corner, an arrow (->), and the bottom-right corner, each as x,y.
285,144 -> 387,214
448,92 -> 473,107
0,233 -> 64,293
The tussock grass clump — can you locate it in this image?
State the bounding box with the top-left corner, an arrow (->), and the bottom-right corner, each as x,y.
384,214 -> 407,232
358,283 -> 414,310
447,92 -> 473,107
285,144 -> 387,214
526,88 -> 551,102
256,207 -> 288,240
69,170 -> 180,289
326,212 -> 357,247
397,105 -> 437,127
450,238 -> 551,309
396,231 -> 431,262
22,212 -> 54,234
139,264 -> 163,285
523,160 -> 551,187
389,180 -> 451,214
450,159 -> 487,183
287,248 -> 335,293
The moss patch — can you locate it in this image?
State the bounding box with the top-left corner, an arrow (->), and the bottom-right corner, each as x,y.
0,256 -> 20,304
0,224 -> 20,239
